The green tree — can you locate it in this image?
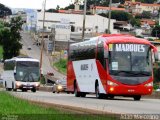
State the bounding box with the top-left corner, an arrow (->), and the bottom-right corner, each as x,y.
46,9 -> 58,13
1,16 -> 23,60
135,14 -> 142,19
99,11 -> 132,21
63,4 -> 74,10
0,3 -> 12,18
141,11 -> 151,19
98,13 -> 107,17
0,21 -> 4,44
108,11 -> 131,21
130,18 -> 141,27
56,5 -> 60,10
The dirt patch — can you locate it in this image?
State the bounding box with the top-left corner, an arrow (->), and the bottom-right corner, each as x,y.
143,91 -> 160,99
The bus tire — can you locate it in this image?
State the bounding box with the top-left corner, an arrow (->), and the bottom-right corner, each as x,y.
95,84 -> 103,99
133,95 -> 141,101
12,82 -> 17,92
8,88 -> 12,91
74,83 -> 80,97
108,95 -> 114,99
5,82 -> 8,91
81,92 -> 86,97
31,88 -> 36,92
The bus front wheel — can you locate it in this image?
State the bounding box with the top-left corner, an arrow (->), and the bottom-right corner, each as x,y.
31,88 -> 36,92
5,82 -> 8,91
12,82 -> 17,92
74,83 -> 80,97
133,95 -> 141,101
95,84 -> 103,99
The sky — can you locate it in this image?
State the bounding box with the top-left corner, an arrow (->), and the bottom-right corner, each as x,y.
0,0 -> 74,9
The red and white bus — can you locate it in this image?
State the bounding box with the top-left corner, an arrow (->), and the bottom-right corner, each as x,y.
67,34 -> 158,100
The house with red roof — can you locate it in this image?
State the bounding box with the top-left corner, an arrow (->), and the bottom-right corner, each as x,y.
124,0 -> 160,14
90,6 -> 126,14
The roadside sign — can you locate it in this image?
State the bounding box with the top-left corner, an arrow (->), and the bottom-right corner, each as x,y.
48,42 -> 53,52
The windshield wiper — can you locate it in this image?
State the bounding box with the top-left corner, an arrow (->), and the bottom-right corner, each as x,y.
133,71 -> 151,76
111,71 -> 134,76
110,70 -> 151,76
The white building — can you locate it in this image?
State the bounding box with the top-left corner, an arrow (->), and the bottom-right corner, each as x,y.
36,12 -> 117,42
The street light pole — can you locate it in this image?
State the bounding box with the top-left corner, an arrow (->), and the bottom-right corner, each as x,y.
108,0 -> 112,34
40,0 -> 46,80
82,0 -> 87,41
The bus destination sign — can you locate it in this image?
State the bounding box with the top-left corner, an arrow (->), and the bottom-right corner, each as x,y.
109,44 -> 145,52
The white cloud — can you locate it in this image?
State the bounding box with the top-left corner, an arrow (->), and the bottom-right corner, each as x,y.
0,0 -> 73,9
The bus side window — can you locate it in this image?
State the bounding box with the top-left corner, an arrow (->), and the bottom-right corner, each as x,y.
4,61 -> 15,70
97,42 -> 105,69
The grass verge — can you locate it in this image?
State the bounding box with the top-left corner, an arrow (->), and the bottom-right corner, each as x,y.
0,91 -> 116,120
53,59 -> 67,74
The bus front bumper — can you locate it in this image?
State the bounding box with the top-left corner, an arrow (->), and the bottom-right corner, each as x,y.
107,85 -> 153,96
16,82 -> 40,90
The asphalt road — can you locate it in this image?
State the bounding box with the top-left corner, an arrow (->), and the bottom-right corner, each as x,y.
11,90 -> 160,114
21,31 -> 65,79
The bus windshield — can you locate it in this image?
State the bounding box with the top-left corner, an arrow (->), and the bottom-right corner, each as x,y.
15,61 -> 40,82
108,44 -> 152,77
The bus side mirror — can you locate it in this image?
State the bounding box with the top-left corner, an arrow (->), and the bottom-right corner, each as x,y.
104,49 -> 108,59
14,67 -> 16,76
14,72 -> 16,76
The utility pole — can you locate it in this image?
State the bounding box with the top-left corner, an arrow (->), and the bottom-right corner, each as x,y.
40,0 -> 46,80
82,0 -> 87,41
51,28 -> 56,52
108,0 -> 112,34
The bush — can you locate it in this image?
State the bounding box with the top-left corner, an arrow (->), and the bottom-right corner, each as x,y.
40,75 -> 46,85
148,38 -> 154,41
54,58 -> 67,74
153,84 -> 159,90
59,59 -> 67,68
136,35 -> 144,38
153,68 -> 160,83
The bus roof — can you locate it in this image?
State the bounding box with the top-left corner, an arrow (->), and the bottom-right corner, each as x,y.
5,57 -> 39,62
70,34 -> 158,52
101,34 -> 157,51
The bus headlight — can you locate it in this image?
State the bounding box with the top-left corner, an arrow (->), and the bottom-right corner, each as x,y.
35,83 -> 40,87
145,82 -> 153,87
107,81 -> 118,86
16,82 -> 21,87
57,85 -> 62,90
109,87 -> 114,92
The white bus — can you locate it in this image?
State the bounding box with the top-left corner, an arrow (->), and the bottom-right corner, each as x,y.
2,57 -> 40,92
